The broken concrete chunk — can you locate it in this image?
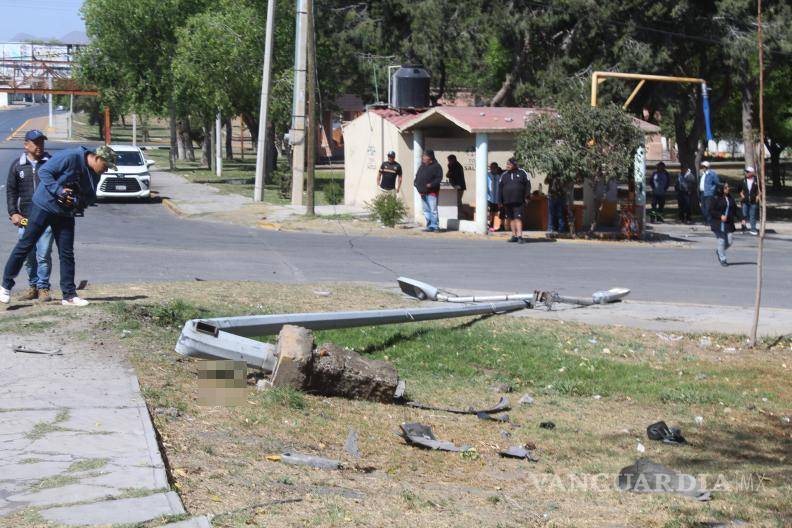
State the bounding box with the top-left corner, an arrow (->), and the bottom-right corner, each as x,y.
518,394 -> 534,405
399,422 -> 470,452
617,458 -> 711,501
476,412 -> 510,423
306,344 -> 399,403
491,382 -> 513,394
270,325 -> 315,389
499,445 -> 539,461
280,452 -> 341,470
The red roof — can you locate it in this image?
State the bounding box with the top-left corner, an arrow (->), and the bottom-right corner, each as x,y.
369,106 -> 659,134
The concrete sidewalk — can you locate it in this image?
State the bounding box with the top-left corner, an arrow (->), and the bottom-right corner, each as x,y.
0,331 -> 208,527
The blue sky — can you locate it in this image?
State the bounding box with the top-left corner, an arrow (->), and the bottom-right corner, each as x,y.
0,0 -> 85,42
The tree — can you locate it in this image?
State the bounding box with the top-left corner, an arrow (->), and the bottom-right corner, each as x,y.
764,65 -> 792,189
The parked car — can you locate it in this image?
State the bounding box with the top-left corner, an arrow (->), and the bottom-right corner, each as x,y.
96,145 -> 155,199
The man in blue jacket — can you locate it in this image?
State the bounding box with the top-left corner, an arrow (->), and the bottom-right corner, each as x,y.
0,145 -> 117,306
698,161 -> 720,225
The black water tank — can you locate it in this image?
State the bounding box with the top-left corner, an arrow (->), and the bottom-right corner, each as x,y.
391,66 -> 430,109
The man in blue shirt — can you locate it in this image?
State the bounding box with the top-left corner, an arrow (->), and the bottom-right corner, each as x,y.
698,161 -> 720,225
1,145 -> 117,306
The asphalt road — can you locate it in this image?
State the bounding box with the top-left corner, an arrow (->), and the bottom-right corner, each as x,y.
0,105 -> 790,309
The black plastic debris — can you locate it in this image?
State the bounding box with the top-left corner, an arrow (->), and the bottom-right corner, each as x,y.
646,421 -> 688,445
539,421 -> 556,430
399,422 -> 470,452
405,396 -> 510,415
476,412 -> 510,423
280,452 -> 341,470
345,429 -> 361,458
498,445 -> 539,461
617,458 -> 711,501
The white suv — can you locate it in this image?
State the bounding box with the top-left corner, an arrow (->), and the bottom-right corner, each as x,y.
96,145 -> 155,199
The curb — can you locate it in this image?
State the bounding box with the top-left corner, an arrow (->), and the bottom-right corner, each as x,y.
162,198 -> 187,217
257,221 -> 283,231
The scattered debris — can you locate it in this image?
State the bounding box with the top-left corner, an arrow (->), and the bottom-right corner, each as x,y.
698,337 -> 712,348
781,416 -> 790,425
539,421 -> 555,430
617,459 -> 711,501
278,452 -> 341,470
476,412 -> 510,423
500,430 -> 512,439
491,382 -> 513,394
656,332 -> 683,342
12,345 -> 63,356
499,445 -> 539,462
694,416 -> 705,426
593,394 -> 602,400
344,429 -> 361,458
399,422 -> 470,452
646,421 -> 688,445
636,443 -> 646,453
406,396 -> 510,415
194,277 -> 206,282
313,291 -> 332,297
518,394 -> 534,405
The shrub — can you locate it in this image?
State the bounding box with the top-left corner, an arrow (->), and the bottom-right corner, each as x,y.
323,180 -> 344,205
366,193 -> 407,227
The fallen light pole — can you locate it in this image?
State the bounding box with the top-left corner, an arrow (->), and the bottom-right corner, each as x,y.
175,277 -> 630,371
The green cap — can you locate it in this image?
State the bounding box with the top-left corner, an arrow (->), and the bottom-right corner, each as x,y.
94,145 -> 118,169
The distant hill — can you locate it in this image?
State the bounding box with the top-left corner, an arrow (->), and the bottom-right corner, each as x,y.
8,31 -> 88,45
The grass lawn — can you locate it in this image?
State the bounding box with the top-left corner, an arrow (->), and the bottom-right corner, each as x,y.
72,113 -> 172,144
144,148 -> 343,205
2,281 -> 788,527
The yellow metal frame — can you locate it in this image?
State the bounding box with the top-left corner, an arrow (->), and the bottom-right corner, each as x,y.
591,71 -> 706,108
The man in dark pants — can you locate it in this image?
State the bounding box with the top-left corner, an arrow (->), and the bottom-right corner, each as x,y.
698,161 -> 720,225
446,154 -> 466,212
545,173 -> 566,234
650,162 -> 670,215
377,151 -> 402,193
6,130 -> 53,301
1,145 -> 117,306
675,168 -> 696,223
498,158 -> 531,244
737,166 -> 759,235
414,149 -> 443,232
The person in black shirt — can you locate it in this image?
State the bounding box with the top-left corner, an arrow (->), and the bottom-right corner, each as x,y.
414,149 -> 443,232
446,154 -> 466,211
498,158 -> 531,244
377,151 -> 402,193
737,167 -> 759,234
710,182 -> 737,266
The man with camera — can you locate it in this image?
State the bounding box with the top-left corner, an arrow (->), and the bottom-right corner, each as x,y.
6,130 -> 53,301
1,145 -> 117,307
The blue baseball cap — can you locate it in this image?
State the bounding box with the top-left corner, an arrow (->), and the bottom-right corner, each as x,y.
24,130 -> 47,142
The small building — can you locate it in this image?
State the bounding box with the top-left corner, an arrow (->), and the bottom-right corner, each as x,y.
343,105 -> 663,233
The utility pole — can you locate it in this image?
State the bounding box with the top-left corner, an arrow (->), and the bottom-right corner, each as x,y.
254,0 -> 277,202
68,93 -> 73,140
47,74 -> 53,129
749,0 -> 766,347
305,0 -> 316,216
290,0 -> 309,205
215,112 -> 223,177
132,113 -> 137,146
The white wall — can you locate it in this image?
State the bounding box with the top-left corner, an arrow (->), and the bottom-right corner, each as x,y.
0,93 -> 8,107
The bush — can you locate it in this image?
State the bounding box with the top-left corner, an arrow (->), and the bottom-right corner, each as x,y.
323,180 -> 344,205
366,193 -> 407,227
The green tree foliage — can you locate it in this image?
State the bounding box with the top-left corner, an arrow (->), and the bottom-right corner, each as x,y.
516,103 -> 643,185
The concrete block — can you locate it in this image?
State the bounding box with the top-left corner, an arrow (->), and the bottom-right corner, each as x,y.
270,325 -> 314,389
161,515 -> 212,528
306,344 -> 399,403
41,491 -> 185,526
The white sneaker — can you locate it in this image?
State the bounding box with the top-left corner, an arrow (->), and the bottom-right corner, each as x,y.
749,230 -> 758,236
62,296 -> 90,307
0,287 -> 10,304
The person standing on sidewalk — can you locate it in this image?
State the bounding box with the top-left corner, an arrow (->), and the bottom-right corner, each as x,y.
710,182 -> 737,267
487,162 -> 503,232
675,167 -> 696,223
650,162 -> 670,215
414,149 -> 443,232
545,173 -> 566,234
1,145 -> 117,306
737,166 -> 759,235
698,161 -> 720,225
6,130 -> 53,302
446,154 -> 466,213
377,151 -> 402,194
498,158 -> 531,244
